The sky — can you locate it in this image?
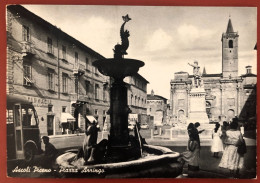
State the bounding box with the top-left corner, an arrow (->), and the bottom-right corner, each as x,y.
23,5 -> 257,99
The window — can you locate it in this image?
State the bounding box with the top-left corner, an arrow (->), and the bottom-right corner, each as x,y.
23,64 -> 33,86
103,86 -> 107,102
21,106 -> 37,126
85,58 -> 90,71
22,25 -> 30,42
85,80 -> 91,94
205,89 -> 211,95
62,106 -> 66,113
62,73 -> 68,93
94,66 -> 99,75
6,109 -> 13,124
75,52 -> 78,67
229,40 -> 233,48
62,45 -> 66,60
47,37 -> 53,54
48,69 -> 55,90
245,90 -> 250,96
94,109 -> 98,115
103,110 -> 106,115
48,105 -> 53,112
95,84 -> 99,99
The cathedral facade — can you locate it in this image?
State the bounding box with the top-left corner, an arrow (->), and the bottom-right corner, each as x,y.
169,18 -> 256,124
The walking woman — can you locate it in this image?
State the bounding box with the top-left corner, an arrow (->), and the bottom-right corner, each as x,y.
221,121 -> 229,148
179,122 -> 203,171
219,121 -> 244,178
211,123 -> 223,158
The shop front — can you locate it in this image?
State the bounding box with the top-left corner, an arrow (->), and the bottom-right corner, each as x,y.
60,113 -> 76,134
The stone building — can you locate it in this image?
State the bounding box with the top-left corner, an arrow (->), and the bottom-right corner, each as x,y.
170,18 -> 257,124
124,73 -> 149,123
6,5 -> 110,136
147,90 -> 168,126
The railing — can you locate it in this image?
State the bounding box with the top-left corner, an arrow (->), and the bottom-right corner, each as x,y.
73,63 -> 85,75
21,41 -> 35,56
70,93 -> 89,102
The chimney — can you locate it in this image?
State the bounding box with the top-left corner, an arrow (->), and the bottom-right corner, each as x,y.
151,89 -> 154,96
246,65 -> 252,74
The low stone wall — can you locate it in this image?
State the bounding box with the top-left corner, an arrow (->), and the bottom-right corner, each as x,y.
152,124 -> 215,140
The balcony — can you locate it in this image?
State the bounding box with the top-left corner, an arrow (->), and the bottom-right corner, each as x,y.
21,41 -> 35,57
70,93 -> 89,106
73,63 -> 85,76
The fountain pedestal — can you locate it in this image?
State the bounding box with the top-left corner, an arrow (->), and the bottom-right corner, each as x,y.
109,80 -> 129,147
93,59 -> 144,162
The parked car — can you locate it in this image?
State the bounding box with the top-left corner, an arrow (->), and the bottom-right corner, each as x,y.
140,123 -> 149,129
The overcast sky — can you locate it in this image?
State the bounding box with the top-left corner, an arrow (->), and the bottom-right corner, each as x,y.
23,5 -> 257,99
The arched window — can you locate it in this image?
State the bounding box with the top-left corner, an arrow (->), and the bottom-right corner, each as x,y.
228,40 -> 233,48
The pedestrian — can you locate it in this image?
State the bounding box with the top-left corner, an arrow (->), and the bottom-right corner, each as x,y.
221,121 -> 229,148
219,121 -> 245,178
194,122 -> 205,148
211,123 -> 223,158
41,136 -> 58,168
179,122 -> 204,171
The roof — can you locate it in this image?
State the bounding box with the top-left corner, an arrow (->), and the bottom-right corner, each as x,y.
241,73 -> 257,77
147,94 -> 167,101
7,95 -> 32,109
188,73 -> 222,78
175,71 -> 188,74
133,73 -> 149,84
7,5 -> 105,60
226,18 -> 234,33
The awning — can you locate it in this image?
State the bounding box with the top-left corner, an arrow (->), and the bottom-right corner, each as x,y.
86,115 -> 97,123
24,76 -> 33,83
60,113 -> 76,123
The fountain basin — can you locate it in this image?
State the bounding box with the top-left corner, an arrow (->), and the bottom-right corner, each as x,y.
93,58 -> 144,79
56,144 -> 183,178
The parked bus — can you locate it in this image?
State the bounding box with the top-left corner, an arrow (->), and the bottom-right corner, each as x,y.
7,95 -> 42,161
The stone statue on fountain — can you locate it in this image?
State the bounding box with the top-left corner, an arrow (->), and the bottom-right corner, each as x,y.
113,14 -> 131,59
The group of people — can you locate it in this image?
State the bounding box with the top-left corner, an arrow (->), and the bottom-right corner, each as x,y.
212,120 -> 245,178
179,119 -> 246,178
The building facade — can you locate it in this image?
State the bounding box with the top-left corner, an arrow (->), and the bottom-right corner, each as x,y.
6,5 -> 110,136
170,18 -> 257,124
147,90 -> 168,126
124,73 -> 149,123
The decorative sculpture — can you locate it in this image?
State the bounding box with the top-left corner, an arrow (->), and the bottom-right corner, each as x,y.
113,14 -> 131,59
188,61 -> 202,88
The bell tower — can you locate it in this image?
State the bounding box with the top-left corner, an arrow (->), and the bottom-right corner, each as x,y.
222,18 -> 239,78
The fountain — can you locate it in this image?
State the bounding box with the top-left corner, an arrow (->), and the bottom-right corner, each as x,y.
56,15 -> 182,178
